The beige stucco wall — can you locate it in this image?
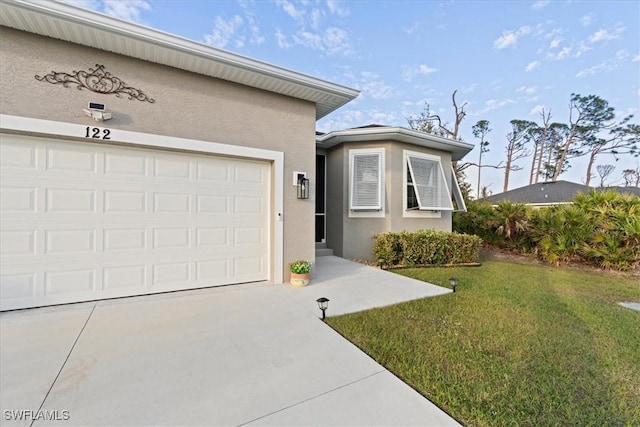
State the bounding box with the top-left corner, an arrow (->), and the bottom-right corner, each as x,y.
0,27 -> 317,281
324,140 -> 453,261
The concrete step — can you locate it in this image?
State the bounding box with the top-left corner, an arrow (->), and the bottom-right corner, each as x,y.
316,248 -> 334,257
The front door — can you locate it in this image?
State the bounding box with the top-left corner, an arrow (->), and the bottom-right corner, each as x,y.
315,154 -> 325,243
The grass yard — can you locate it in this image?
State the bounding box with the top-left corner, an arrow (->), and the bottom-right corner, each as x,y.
326,260 -> 640,426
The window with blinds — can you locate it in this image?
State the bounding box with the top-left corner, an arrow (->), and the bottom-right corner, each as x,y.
349,149 -> 384,214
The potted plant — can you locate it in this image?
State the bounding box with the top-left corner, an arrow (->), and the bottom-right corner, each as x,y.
289,260 -> 311,287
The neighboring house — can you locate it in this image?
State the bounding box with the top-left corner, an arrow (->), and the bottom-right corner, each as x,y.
481,180 -> 640,207
0,0 -> 471,311
316,125 -> 472,260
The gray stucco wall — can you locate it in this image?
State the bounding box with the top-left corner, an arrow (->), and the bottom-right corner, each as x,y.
0,27 -> 317,281
324,140 -> 454,261
325,145 -> 345,257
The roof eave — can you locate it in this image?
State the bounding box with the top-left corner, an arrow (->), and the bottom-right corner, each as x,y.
0,0 -> 359,120
317,126 -> 474,160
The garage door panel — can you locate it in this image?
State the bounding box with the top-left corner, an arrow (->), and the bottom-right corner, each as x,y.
0,185 -> 37,213
103,265 -> 147,289
45,269 -> 96,295
153,156 -> 191,179
0,140 -> 37,169
153,192 -> 191,213
1,134 -> 271,310
104,228 -> 148,251
104,191 -> 148,213
104,152 -> 148,177
1,273 -> 36,299
197,159 -> 229,181
46,146 -> 97,174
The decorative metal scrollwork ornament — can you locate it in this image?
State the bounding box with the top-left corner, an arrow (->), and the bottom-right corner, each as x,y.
35,64 -> 155,103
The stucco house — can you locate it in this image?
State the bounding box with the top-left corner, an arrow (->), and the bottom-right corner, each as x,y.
0,0 -> 471,311
316,125 -> 470,260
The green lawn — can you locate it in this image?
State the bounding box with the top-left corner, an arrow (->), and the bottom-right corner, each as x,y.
326,260 -> 640,426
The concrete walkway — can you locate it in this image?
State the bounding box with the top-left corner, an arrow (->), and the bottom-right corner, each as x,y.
0,257 -> 459,426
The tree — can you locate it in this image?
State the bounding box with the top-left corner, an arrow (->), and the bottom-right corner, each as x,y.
407,103 -> 449,137
528,109 -> 551,184
622,167 -> 640,187
472,120 -> 491,197
596,164 -> 615,187
407,90 -> 472,200
551,94 -> 615,182
584,118 -> 639,186
407,90 -> 467,141
541,122 -> 571,180
503,119 -> 534,192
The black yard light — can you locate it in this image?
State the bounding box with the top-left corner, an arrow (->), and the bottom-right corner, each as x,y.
316,297 -> 329,320
449,277 -> 459,293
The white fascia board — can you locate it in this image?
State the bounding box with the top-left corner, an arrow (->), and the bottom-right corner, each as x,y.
317,126 -> 474,160
0,0 -> 359,119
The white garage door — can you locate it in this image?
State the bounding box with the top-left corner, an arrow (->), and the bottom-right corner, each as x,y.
0,133 -> 270,311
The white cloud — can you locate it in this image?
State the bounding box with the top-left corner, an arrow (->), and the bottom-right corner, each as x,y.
589,27 -> 625,43
634,54 -> 640,62
580,14 -> 593,26
516,86 -> 536,95
239,2 -> 265,45
204,15 -> 244,48
493,26 -> 531,49
275,29 -> 291,48
546,46 -> 572,61
573,41 -> 591,58
549,37 -> 562,49
460,84 -> 477,94
310,8 -> 324,29
494,32 -> 518,49
525,60 -> 540,72
202,1 -> 265,50
317,108 -> 398,132
401,64 -> 437,81
71,0 -> 151,23
405,22 -> 421,35
576,51 -> 629,77
293,27 -> 352,56
529,105 -> 546,116
326,0 -> 350,17
532,1 -> 550,10
477,99 -> 515,114
615,49 -> 630,60
358,72 -> 394,100
274,0 -> 305,21
273,1 -> 353,56
576,62 -> 609,78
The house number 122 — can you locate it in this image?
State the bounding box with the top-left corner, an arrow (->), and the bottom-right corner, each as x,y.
84,127 -> 111,140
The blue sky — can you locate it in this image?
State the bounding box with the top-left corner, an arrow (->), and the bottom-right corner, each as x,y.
71,0 -> 639,195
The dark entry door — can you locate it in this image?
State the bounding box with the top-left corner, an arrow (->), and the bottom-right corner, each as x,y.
315,154 -> 325,243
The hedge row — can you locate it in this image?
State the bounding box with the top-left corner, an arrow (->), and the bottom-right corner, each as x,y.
372,229 -> 482,267
453,190 -> 640,271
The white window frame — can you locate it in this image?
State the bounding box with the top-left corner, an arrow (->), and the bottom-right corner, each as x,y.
349,148 -> 385,218
402,150 -> 452,217
451,170 -> 467,212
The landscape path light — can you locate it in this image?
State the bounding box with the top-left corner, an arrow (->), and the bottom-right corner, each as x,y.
316,297 -> 329,320
449,277 -> 459,293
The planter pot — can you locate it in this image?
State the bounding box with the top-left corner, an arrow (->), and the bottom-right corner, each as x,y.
290,272 -> 310,287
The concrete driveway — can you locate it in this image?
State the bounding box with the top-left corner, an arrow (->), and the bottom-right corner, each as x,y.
1,257 -> 459,426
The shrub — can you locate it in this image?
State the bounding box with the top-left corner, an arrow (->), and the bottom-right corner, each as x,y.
373,229 -> 481,267
454,190 -> 640,271
289,260 -> 311,274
